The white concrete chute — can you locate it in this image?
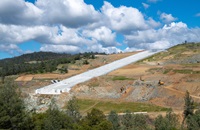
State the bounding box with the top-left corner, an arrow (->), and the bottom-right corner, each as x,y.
35,50 -> 162,95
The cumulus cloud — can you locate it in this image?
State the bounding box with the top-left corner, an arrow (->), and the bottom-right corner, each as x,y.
0,0 -> 121,55
125,22 -> 200,50
44,25 -> 91,46
160,12 -> 177,23
0,44 -> 22,55
147,17 -> 161,28
40,42 -> 121,54
40,45 -> 81,53
0,0 -> 43,25
0,24 -> 58,44
0,0 -> 200,57
101,2 -> 148,33
35,0 -> 100,27
85,44 -> 122,54
82,26 -> 119,47
0,0 -> 100,27
0,23 -> 120,54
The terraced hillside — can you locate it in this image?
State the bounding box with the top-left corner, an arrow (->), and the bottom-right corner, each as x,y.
12,42 -> 200,113
71,42 -> 200,111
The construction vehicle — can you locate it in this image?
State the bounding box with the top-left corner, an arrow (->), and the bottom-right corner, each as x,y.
158,80 -> 164,85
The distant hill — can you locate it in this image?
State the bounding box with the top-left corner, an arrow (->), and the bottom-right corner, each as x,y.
0,51 -> 102,77
0,52 -> 71,65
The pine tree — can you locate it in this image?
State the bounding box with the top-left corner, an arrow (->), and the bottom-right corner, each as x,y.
121,110 -> 133,129
181,90 -> 194,129
186,109 -> 200,130
80,108 -> 113,130
0,82 -> 29,129
155,110 -> 179,130
44,99 -> 73,130
108,111 -> 120,130
132,114 -> 149,130
66,96 -> 81,123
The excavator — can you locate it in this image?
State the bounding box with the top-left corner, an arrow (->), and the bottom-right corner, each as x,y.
158,80 -> 164,85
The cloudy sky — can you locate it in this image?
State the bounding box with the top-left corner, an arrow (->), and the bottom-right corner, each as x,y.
0,0 -> 200,59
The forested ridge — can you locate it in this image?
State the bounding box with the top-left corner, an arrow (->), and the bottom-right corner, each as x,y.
0,51 -> 104,78
0,51 -> 71,65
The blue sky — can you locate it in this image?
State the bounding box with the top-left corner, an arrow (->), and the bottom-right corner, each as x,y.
0,0 -> 200,59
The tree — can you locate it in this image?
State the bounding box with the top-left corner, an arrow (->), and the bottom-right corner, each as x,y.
182,90 -> 194,129
1,75 -> 5,84
155,115 -> 166,130
80,108 -> 113,130
0,82 -> 31,129
43,99 -> 74,130
59,66 -> 68,74
186,109 -> 200,130
132,114 -> 149,130
108,111 -> 120,130
91,54 -> 95,59
83,60 -> 89,65
155,110 -> 179,130
121,110 -> 133,129
66,96 -> 81,123
85,108 -> 106,126
32,112 -> 47,130
0,68 -> 5,84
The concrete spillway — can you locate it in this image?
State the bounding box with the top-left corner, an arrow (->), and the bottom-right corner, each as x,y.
35,50 -> 162,95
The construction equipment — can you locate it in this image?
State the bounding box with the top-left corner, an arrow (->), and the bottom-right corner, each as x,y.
158,80 -> 164,85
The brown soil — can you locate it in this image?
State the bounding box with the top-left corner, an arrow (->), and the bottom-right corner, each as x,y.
108,65 -> 152,76
15,75 -> 33,81
73,62 -> 200,110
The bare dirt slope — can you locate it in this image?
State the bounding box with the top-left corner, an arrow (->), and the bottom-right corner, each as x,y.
71,43 -> 200,110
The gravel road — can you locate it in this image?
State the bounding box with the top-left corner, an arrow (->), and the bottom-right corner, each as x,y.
36,50 -> 162,94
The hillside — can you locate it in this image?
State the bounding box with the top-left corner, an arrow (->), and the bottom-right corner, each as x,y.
140,42 -> 200,64
0,51 -> 71,64
0,51 -> 98,77
2,42 -> 200,114
70,42 -> 200,111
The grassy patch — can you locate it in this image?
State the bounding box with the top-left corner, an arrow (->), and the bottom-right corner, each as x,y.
112,76 -> 133,81
77,99 -> 99,111
173,69 -> 193,74
148,68 -> 162,74
163,69 -> 172,74
173,69 -> 200,74
182,63 -> 200,67
77,99 -> 170,114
